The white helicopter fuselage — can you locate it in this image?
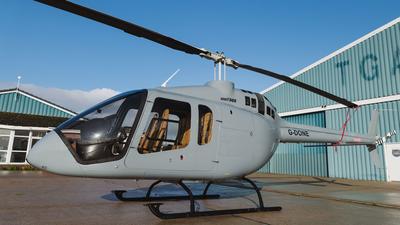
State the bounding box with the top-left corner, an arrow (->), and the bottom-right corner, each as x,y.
28,80 -> 281,180
28,80 -> 380,180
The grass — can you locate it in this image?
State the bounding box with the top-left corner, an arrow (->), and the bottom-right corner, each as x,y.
0,165 -> 38,171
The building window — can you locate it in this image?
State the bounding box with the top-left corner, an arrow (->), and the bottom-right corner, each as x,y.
0,127 -> 51,165
245,96 -> 250,106
251,98 -> 257,108
198,105 -> 213,145
11,130 -> 30,163
0,129 -> 10,163
0,151 -> 6,163
138,98 -> 191,154
31,131 -> 46,148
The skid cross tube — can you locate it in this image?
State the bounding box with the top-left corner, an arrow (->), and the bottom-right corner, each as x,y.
242,177 -> 264,208
147,178 -> 282,219
202,181 -> 213,196
112,180 -> 219,202
146,180 -> 162,199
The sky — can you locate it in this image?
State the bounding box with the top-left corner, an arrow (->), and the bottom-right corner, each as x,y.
1,0 -> 399,111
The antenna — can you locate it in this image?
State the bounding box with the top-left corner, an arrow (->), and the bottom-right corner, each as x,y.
16,76 -> 22,90
161,69 -> 181,87
15,76 -> 22,101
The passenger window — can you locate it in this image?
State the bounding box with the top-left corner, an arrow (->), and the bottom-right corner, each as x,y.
198,105 -> 213,145
266,106 -> 271,116
138,98 -> 191,154
245,96 -> 250,106
255,93 -> 265,115
271,110 -> 275,119
251,98 -> 256,108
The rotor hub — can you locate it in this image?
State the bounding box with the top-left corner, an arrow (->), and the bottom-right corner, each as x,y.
199,51 -> 239,81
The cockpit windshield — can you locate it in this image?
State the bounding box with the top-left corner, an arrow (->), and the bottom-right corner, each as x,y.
56,90 -> 147,164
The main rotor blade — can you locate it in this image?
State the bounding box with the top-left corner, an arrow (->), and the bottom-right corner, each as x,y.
35,0 -> 207,55
35,0 -> 358,108
237,63 -> 358,108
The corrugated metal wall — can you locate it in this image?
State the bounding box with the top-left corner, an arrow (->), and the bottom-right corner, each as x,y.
266,20 -> 400,112
0,92 -> 72,118
260,19 -> 400,181
326,101 -> 400,181
259,112 -> 328,177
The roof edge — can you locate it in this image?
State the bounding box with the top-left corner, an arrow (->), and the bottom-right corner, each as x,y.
278,93 -> 400,117
0,88 -> 77,116
260,17 -> 400,94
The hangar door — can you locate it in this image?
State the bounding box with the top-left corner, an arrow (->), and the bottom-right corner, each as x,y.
385,143 -> 400,181
259,112 -> 328,177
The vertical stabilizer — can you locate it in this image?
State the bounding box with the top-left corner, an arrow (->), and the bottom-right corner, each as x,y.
368,110 -> 379,137
366,110 -> 381,168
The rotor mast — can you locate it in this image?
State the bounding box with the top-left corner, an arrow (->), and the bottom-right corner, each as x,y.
199,51 -> 239,81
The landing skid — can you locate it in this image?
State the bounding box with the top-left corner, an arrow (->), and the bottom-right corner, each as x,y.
112,180 -> 219,202
148,203 -> 282,219
113,178 -> 282,219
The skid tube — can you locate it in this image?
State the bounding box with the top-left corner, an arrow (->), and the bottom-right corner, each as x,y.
147,177 -> 282,219
112,180 -> 219,202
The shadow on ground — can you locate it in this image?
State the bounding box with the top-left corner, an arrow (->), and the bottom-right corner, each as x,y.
102,181 -> 256,201
101,177 -> 350,201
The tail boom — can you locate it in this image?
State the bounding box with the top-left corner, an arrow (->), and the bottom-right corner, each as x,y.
278,110 -> 380,146
277,110 -> 397,168
279,123 -> 375,145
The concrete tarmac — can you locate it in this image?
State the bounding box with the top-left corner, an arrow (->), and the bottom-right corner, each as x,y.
1,171 -> 400,225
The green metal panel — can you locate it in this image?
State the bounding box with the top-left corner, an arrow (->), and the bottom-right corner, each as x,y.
260,20 -> 400,181
326,100 -> 400,181
0,92 -> 72,118
266,21 -> 400,113
259,112 -> 328,176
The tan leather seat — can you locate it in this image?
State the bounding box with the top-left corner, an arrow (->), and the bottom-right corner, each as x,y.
200,112 -> 212,144
138,109 -> 170,153
177,118 -> 190,148
152,109 -> 170,151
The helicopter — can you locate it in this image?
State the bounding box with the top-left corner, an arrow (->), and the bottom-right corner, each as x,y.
27,0 -> 396,219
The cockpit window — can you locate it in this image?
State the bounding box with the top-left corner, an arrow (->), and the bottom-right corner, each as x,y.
56,90 -> 147,164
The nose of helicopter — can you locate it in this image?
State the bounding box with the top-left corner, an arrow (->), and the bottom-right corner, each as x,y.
27,131 -> 83,176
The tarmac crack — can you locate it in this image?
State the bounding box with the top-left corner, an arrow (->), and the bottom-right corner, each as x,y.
231,214 -> 271,225
203,205 -> 271,225
0,201 -> 121,211
262,188 -> 400,210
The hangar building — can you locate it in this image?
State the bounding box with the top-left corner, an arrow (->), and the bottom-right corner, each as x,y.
260,17 -> 400,182
0,88 -> 75,165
